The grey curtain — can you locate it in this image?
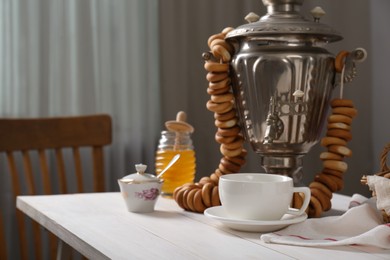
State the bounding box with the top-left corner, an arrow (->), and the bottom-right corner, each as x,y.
0,0 -> 160,258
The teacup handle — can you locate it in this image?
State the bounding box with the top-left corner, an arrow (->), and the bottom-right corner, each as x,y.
286,187 -> 311,216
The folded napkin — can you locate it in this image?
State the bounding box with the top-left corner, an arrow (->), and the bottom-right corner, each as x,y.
261,194 -> 390,249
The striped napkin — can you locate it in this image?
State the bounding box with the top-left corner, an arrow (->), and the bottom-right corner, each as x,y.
261,194 -> 390,249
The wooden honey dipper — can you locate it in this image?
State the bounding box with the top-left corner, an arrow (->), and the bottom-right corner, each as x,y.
165,111 -> 194,134
165,111 -> 194,151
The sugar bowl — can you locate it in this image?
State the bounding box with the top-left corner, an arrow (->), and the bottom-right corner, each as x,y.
118,164 -> 163,213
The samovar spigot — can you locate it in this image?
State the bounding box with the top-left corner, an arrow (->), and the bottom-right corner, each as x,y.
264,97 -> 284,144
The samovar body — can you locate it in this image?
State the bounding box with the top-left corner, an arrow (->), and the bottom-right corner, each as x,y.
226,0 -> 343,184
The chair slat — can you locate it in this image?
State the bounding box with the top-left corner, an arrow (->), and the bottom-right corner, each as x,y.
55,148 -> 67,194
0,213 -> 7,260
92,147 -> 105,192
39,149 -> 63,258
38,149 -> 52,195
22,151 -> 35,195
6,151 -> 22,196
49,232 -> 58,260
15,210 -> 28,260
21,150 -> 43,260
73,147 -> 84,193
6,152 -> 27,259
32,220 -> 43,260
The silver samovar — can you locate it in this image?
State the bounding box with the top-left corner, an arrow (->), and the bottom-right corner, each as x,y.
225,0 -> 362,185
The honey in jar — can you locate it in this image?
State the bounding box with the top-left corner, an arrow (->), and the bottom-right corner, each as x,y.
155,111 -> 196,197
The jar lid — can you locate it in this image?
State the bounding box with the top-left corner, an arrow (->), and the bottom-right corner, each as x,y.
165,111 -> 194,133
226,0 -> 342,45
119,164 -> 163,184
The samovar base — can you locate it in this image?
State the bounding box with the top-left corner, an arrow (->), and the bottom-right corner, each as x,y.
260,155 -> 304,186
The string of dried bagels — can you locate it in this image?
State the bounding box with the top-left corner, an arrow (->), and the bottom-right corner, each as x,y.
173,27 -> 357,218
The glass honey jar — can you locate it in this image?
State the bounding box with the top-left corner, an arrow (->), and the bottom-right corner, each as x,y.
155,111 -> 196,197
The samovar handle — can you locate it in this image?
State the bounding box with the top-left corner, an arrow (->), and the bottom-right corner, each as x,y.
335,48 -> 367,73
334,48 -> 367,97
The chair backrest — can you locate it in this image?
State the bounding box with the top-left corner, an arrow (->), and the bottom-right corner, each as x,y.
0,114 -> 112,260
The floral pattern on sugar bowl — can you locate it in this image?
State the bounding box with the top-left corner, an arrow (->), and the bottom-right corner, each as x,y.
118,164 -> 163,213
135,188 -> 159,201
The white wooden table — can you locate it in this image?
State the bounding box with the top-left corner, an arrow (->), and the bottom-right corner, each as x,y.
16,192 -> 390,260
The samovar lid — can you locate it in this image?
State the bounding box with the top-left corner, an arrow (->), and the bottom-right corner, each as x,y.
226,0 -> 343,44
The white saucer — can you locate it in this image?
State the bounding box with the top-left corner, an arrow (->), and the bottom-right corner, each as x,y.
204,206 -> 307,233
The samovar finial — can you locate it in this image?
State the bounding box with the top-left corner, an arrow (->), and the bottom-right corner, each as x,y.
262,0 -> 304,14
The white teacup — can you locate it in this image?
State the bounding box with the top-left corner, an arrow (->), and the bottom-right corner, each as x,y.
219,173 -> 311,221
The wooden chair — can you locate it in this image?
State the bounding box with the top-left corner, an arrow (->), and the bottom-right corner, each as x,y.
0,114 -> 112,260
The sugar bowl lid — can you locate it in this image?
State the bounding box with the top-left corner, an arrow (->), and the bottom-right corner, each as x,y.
119,164 -> 163,184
